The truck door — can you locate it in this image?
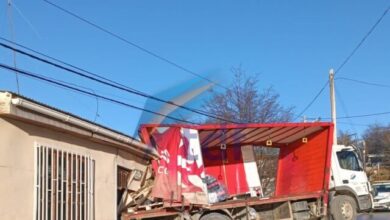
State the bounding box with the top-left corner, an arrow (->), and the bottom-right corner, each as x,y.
335,149 -> 369,196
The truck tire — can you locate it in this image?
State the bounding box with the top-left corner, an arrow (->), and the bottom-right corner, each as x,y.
330,195 -> 357,220
200,212 -> 231,220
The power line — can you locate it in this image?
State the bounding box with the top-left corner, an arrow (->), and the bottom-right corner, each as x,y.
337,122 -> 370,127
338,122 -> 390,130
295,5 -> 390,120
0,40 -> 237,123
44,76 -> 101,123
42,0 -> 228,90
334,5 -> 390,74
295,81 -> 328,121
11,1 -> 41,38
335,85 -> 358,135
0,39 -> 232,122
335,111 -> 390,119
336,77 -> 390,89
0,63 -> 196,124
6,0 -> 20,94
315,111 -> 390,120
333,76 -> 390,122
306,110 -> 390,120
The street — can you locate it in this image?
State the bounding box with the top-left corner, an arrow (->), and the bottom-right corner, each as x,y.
358,212 -> 390,220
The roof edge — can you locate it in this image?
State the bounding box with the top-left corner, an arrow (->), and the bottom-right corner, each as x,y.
0,91 -> 158,159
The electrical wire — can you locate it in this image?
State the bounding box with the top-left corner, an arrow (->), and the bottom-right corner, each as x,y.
338,122 -> 390,130
11,1 -> 41,39
0,63 -> 196,124
337,122 -> 370,127
334,77 -> 390,123
295,5 -> 390,120
6,0 -> 20,94
0,40 -> 238,123
42,0 -> 228,90
335,85 -> 358,135
332,111 -> 390,120
336,77 -> 390,89
335,112 -> 389,119
295,81 -> 328,121
305,110 -> 390,120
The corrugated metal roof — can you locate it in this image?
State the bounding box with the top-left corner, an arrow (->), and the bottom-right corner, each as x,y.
0,91 -> 160,158
1,90 -> 137,141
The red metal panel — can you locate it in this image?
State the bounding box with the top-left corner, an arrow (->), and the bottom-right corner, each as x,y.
203,146 -> 249,196
275,127 -> 331,196
138,123 -> 334,206
140,122 -> 333,131
322,125 -> 334,206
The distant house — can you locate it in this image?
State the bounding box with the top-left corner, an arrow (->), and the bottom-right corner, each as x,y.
0,91 -> 158,220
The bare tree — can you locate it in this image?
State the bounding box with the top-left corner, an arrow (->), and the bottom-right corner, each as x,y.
338,130 -> 358,146
254,147 -> 279,196
204,66 -> 294,124
363,124 -> 390,167
203,66 -> 294,196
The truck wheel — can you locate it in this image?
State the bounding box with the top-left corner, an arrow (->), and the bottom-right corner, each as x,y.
330,195 -> 357,220
200,212 -> 231,220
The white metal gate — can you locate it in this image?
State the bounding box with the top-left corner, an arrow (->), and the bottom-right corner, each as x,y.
35,145 -> 94,220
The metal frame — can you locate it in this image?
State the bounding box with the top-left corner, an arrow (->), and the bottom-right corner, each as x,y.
122,192 -> 324,219
34,144 -> 95,220
140,122 -> 332,131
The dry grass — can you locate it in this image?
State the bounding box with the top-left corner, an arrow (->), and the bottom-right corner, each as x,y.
371,167 -> 390,182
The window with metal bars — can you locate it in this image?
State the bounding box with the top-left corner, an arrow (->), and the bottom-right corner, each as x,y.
35,145 -> 95,220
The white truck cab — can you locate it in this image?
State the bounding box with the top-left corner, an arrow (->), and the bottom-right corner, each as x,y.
329,144 -> 373,219
327,71 -> 373,219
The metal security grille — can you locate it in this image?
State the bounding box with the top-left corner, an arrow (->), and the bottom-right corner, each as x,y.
35,145 -> 94,220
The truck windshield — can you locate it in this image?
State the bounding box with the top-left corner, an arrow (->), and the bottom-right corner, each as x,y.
337,151 -> 362,171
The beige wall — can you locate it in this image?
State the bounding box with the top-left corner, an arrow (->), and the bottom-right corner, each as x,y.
0,117 -> 148,220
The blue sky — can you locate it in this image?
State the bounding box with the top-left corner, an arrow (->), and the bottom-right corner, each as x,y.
0,0 -> 389,137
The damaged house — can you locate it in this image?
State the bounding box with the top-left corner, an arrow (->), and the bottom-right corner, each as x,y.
0,91 -> 157,220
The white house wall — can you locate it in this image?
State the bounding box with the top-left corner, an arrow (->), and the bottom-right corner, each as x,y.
0,117 -> 148,220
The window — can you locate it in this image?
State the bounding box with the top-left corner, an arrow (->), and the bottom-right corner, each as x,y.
35,145 -> 94,220
374,184 -> 390,193
117,167 -> 133,208
337,150 -> 362,171
117,167 -> 143,216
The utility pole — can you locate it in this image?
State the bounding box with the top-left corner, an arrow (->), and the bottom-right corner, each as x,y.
329,69 -> 337,145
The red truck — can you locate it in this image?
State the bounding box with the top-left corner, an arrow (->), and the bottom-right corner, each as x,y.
121,122 -> 372,220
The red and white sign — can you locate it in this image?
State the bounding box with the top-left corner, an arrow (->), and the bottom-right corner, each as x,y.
151,127 -> 208,204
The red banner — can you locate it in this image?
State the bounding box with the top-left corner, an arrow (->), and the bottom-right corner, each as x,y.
151,127 -> 181,201
150,127 -> 208,204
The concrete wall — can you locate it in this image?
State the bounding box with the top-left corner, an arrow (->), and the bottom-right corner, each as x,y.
0,117 -> 148,220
